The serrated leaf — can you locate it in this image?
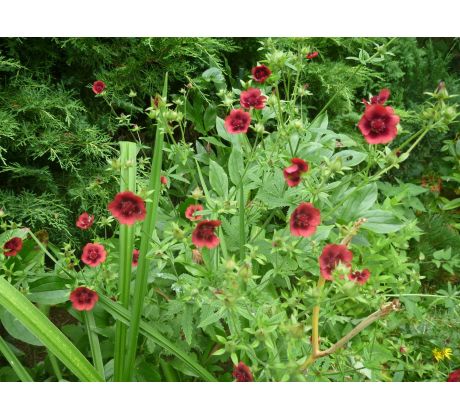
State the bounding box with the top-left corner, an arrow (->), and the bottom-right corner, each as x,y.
209,160 -> 228,198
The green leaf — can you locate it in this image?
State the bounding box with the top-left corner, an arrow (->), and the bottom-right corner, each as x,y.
216,116 -> 233,143
209,160 -> 228,198
333,150 -> 368,167
98,294 -> 216,382
0,276 -> 103,382
340,183 -> 378,221
362,210 -> 404,233
228,146 -> 244,186
203,105 -> 217,133
442,197 -> 460,211
1,308 -> 43,346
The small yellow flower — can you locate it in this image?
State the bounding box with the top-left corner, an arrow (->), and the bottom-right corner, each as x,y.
442,348 -> 453,360
432,348 -> 444,362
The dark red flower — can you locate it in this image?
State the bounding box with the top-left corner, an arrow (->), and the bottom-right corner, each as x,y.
160,176 -> 168,185
371,88 -> 390,105
319,244 -> 353,280
240,88 -> 266,110
283,157 -> 309,187
132,249 -> 139,267
81,243 -> 107,267
69,287 -> 99,311
349,268 -> 371,285
92,80 -> 106,95
290,202 -> 321,237
192,220 -> 221,249
108,191 -> 146,225
224,109 -> 251,134
3,237 -> 23,257
185,204 -> 204,222
76,212 -> 95,230
358,104 -> 400,145
447,369 -> 460,382
306,51 -> 319,60
251,65 -> 272,83
232,362 -> 254,382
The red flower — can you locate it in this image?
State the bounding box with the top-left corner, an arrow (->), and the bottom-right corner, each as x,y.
349,269 -> 371,285
76,212 -> 95,230
185,204 -> 204,222
290,203 -> 321,237
132,249 -> 139,267
192,220 -> 221,249
3,237 -> 23,257
81,243 -> 107,267
319,244 -> 353,280
447,369 -> 460,382
69,287 -> 99,311
92,80 -> 106,95
306,51 -> 319,59
358,104 -> 400,145
283,157 -> 309,187
160,176 -> 168,185
108,191 -> 146,225
224,109 -> 251,134
370,88 -> 390,105
232,362 -> 254,382
240,88 -> 266,110
251,65 -> 271,83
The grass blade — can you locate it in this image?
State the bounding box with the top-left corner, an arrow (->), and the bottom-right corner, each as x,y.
98,294 -> 217,382
0,276 -> 103,382
123,74 -> 169,380
83,311 -> 105,378
114,141 -> 137,381
0,335 -> 34,382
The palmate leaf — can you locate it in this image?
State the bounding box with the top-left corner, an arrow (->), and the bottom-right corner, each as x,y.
98,294 -> 217,382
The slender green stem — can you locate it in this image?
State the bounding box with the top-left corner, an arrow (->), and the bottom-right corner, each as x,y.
123,74 -> 168,381
83,311 -> 104,379
239,180 -> 245,260
114,141 -> 137,382
0,335 -> 33,382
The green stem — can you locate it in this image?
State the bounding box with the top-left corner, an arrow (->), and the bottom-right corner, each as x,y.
239,181 -> 245,260
0,335 -> 33,382
123,74 -> 168,381
49,353 -> 63,381
83,311 -> 104,379
114,141 -> 137,382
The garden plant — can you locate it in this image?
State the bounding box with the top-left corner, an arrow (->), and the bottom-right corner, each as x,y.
0,37 -> 459,382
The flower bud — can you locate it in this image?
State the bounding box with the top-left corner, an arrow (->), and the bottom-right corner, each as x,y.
192,249 -> 204,265
191,187 -> 204,200
128,89 -> 137,98
254,122 -> 265,135
171,223 -> 184,240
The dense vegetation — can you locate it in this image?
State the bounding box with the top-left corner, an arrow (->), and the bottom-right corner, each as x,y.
0,37 -> 459,382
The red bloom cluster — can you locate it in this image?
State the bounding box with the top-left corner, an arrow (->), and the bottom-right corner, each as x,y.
251,65 -> 271,83
447,369 -> 460,382
283,158 -> 309,187
108,191 -> 146,225
192,220 -> 221,249
232,362 -> 254,382
81,243 -> 107,267
290,203 -> 321,237
319,244 -> 353,280
3,237 -> 23,257
358,88 -> 400,145
92,80 -> 106,95
132,249 -> 140,267
185,204 -> 204,222
349,269 -> 371,285
240,88 -> 266,110
306,51 -> 319,60
224,109 -> 251,134
69,287 -> 99,311
76,212 -> 94,230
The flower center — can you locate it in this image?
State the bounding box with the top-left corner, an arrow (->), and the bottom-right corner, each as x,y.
88,250 -> 99,260
295,213 -> 311,228
370,118 -> 386,133
120,200 -> 138,216
232,117 -> 246,130
198,226 -> 215,240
